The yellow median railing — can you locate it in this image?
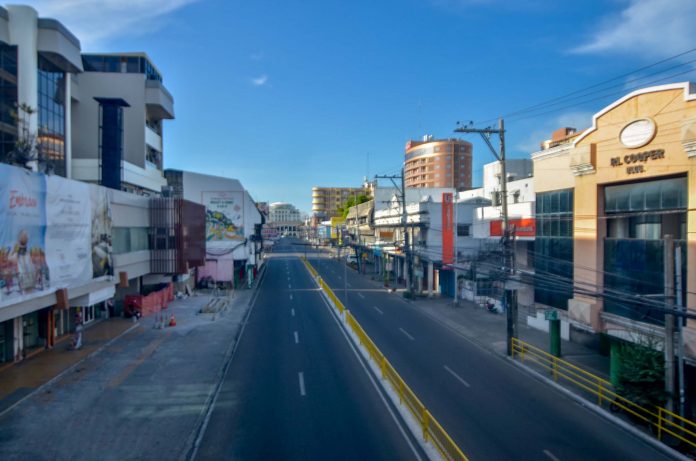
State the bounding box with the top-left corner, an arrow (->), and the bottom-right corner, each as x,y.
511,337 -> 696,449
303,258 -> 468,461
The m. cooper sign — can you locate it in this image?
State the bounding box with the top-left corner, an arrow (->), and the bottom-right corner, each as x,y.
609,148 -> 665,175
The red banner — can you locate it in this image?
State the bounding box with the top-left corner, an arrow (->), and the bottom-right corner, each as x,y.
490,218 -> 536,237
442,193 -> 454,265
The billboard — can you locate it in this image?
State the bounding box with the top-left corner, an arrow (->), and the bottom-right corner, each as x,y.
442,193 -> 454,266
202,191 -> 244,244
0,166 -> 48,305
490,218 -> 536,237
0,164 -> 114,308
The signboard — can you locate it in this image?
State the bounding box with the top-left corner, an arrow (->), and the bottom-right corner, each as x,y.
202,191 -> 245,244
442,192 -> 454,265
490,218 -> 536,237
544,309 -> 559,321
619,118 -> 655,148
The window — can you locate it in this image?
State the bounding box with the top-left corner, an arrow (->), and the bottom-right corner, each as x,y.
457,224 -> 470,236
0,44 -> 17,163
37,57 -> 66,176
534,189 -> 574,310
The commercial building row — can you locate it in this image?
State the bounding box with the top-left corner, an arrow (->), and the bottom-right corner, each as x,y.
332,83 -> 696,408
0,5 -> 264,363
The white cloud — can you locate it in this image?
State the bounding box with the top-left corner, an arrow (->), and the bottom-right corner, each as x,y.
251,74 -> 268,87
574,0 -> 696,57
23,0 -> 200,48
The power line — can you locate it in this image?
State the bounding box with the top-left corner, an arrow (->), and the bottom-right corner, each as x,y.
477,46 -> 696,125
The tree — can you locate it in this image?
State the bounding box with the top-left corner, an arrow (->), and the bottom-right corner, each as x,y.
616,336 -> 668,410
6,103 -> 48,172
338,194 -> 370,219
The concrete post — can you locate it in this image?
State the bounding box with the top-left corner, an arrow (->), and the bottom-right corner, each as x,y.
427,261 -> 434,298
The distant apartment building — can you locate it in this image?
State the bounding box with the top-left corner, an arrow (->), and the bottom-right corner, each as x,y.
268,202 -> 303,237
311,185 -> 370,221
404,136 -> 473,190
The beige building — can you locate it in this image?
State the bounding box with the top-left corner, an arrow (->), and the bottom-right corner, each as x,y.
311,185 -> 371,220
404,137 -> 472,190
532,82 -> 696,371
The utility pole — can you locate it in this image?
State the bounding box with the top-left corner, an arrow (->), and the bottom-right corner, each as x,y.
675,243 -> 685,418
375,169 -> 413,296
664,235 -> 675,413
455,118 -> 515,352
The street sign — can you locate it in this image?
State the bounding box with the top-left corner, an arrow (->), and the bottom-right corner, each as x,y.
544,309 -> 559,321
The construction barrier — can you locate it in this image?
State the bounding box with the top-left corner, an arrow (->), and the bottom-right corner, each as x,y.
511,337 -> 696,449
125,283 -> 174,318
304,258 -> 468,461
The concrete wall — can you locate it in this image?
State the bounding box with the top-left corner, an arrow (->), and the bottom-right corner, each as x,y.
72,72 -> 147,168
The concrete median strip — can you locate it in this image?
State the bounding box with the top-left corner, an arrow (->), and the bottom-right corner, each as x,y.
303,258 -> 459,461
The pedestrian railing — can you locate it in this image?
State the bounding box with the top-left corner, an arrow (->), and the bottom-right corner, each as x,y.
303,258 -> 468,461
511,337 -> 696,449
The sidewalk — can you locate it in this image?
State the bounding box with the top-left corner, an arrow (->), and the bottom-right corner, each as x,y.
0,287 -> 255,416
0,316 -> 136,414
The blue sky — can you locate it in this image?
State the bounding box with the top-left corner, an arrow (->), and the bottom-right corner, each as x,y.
27,0 -> 696,213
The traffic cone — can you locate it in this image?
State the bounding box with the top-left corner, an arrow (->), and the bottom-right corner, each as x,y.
169,314 -> 177,327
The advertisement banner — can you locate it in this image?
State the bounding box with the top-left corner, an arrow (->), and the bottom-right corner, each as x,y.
490,218 -> 536,237
0,165 -> 49,307
90,185 -> 113,277
202,191 -> 245,245
442,192 -> 454,266
45,176 -> 92,288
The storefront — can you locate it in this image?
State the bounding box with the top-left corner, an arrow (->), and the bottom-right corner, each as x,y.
533,82 -> 696,359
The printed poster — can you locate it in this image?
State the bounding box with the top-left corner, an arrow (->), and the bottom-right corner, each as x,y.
202,191 -> 244,245
90,184 -> 113,278
45,175 -> 92,288
0,164 -> 48,307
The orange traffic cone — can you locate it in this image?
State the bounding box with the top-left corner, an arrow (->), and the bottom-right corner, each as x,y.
169,314 -> 177,327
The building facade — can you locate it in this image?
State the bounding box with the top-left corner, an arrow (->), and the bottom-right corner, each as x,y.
268,202 -> 303,237
164,170 -> 263,287
71,52 -> 174,195
404,137 -> 473,190
311,185 -> 370,221
532,82 -> 696,378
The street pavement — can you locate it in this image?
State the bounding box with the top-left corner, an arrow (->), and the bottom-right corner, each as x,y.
310,253 -> 674,461
0,287 -> 254,460
195,239 -> 424,460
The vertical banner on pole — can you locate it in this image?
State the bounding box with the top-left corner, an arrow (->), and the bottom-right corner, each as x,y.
442,193 -> 454,266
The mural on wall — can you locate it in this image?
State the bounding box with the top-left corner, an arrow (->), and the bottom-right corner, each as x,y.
202,191 -> 244,243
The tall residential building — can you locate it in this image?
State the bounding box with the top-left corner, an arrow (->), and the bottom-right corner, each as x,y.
311,186 -> 370,220
404,136 -> 473,190
72,52 -> 174,195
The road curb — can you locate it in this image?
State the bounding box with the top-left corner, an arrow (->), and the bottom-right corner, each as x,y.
182,260 -> 267,461
508,359 -> 689,461
0,321 -> 140,419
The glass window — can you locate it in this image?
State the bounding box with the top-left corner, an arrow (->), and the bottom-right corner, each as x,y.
37,57 -> 66,176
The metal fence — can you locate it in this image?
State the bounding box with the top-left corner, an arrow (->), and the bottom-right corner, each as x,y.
511,337 -> 696,449
304,258 -> 468,461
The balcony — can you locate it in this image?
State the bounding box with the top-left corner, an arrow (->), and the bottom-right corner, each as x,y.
145,80 -> 174,120
145,125 -> 163,152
